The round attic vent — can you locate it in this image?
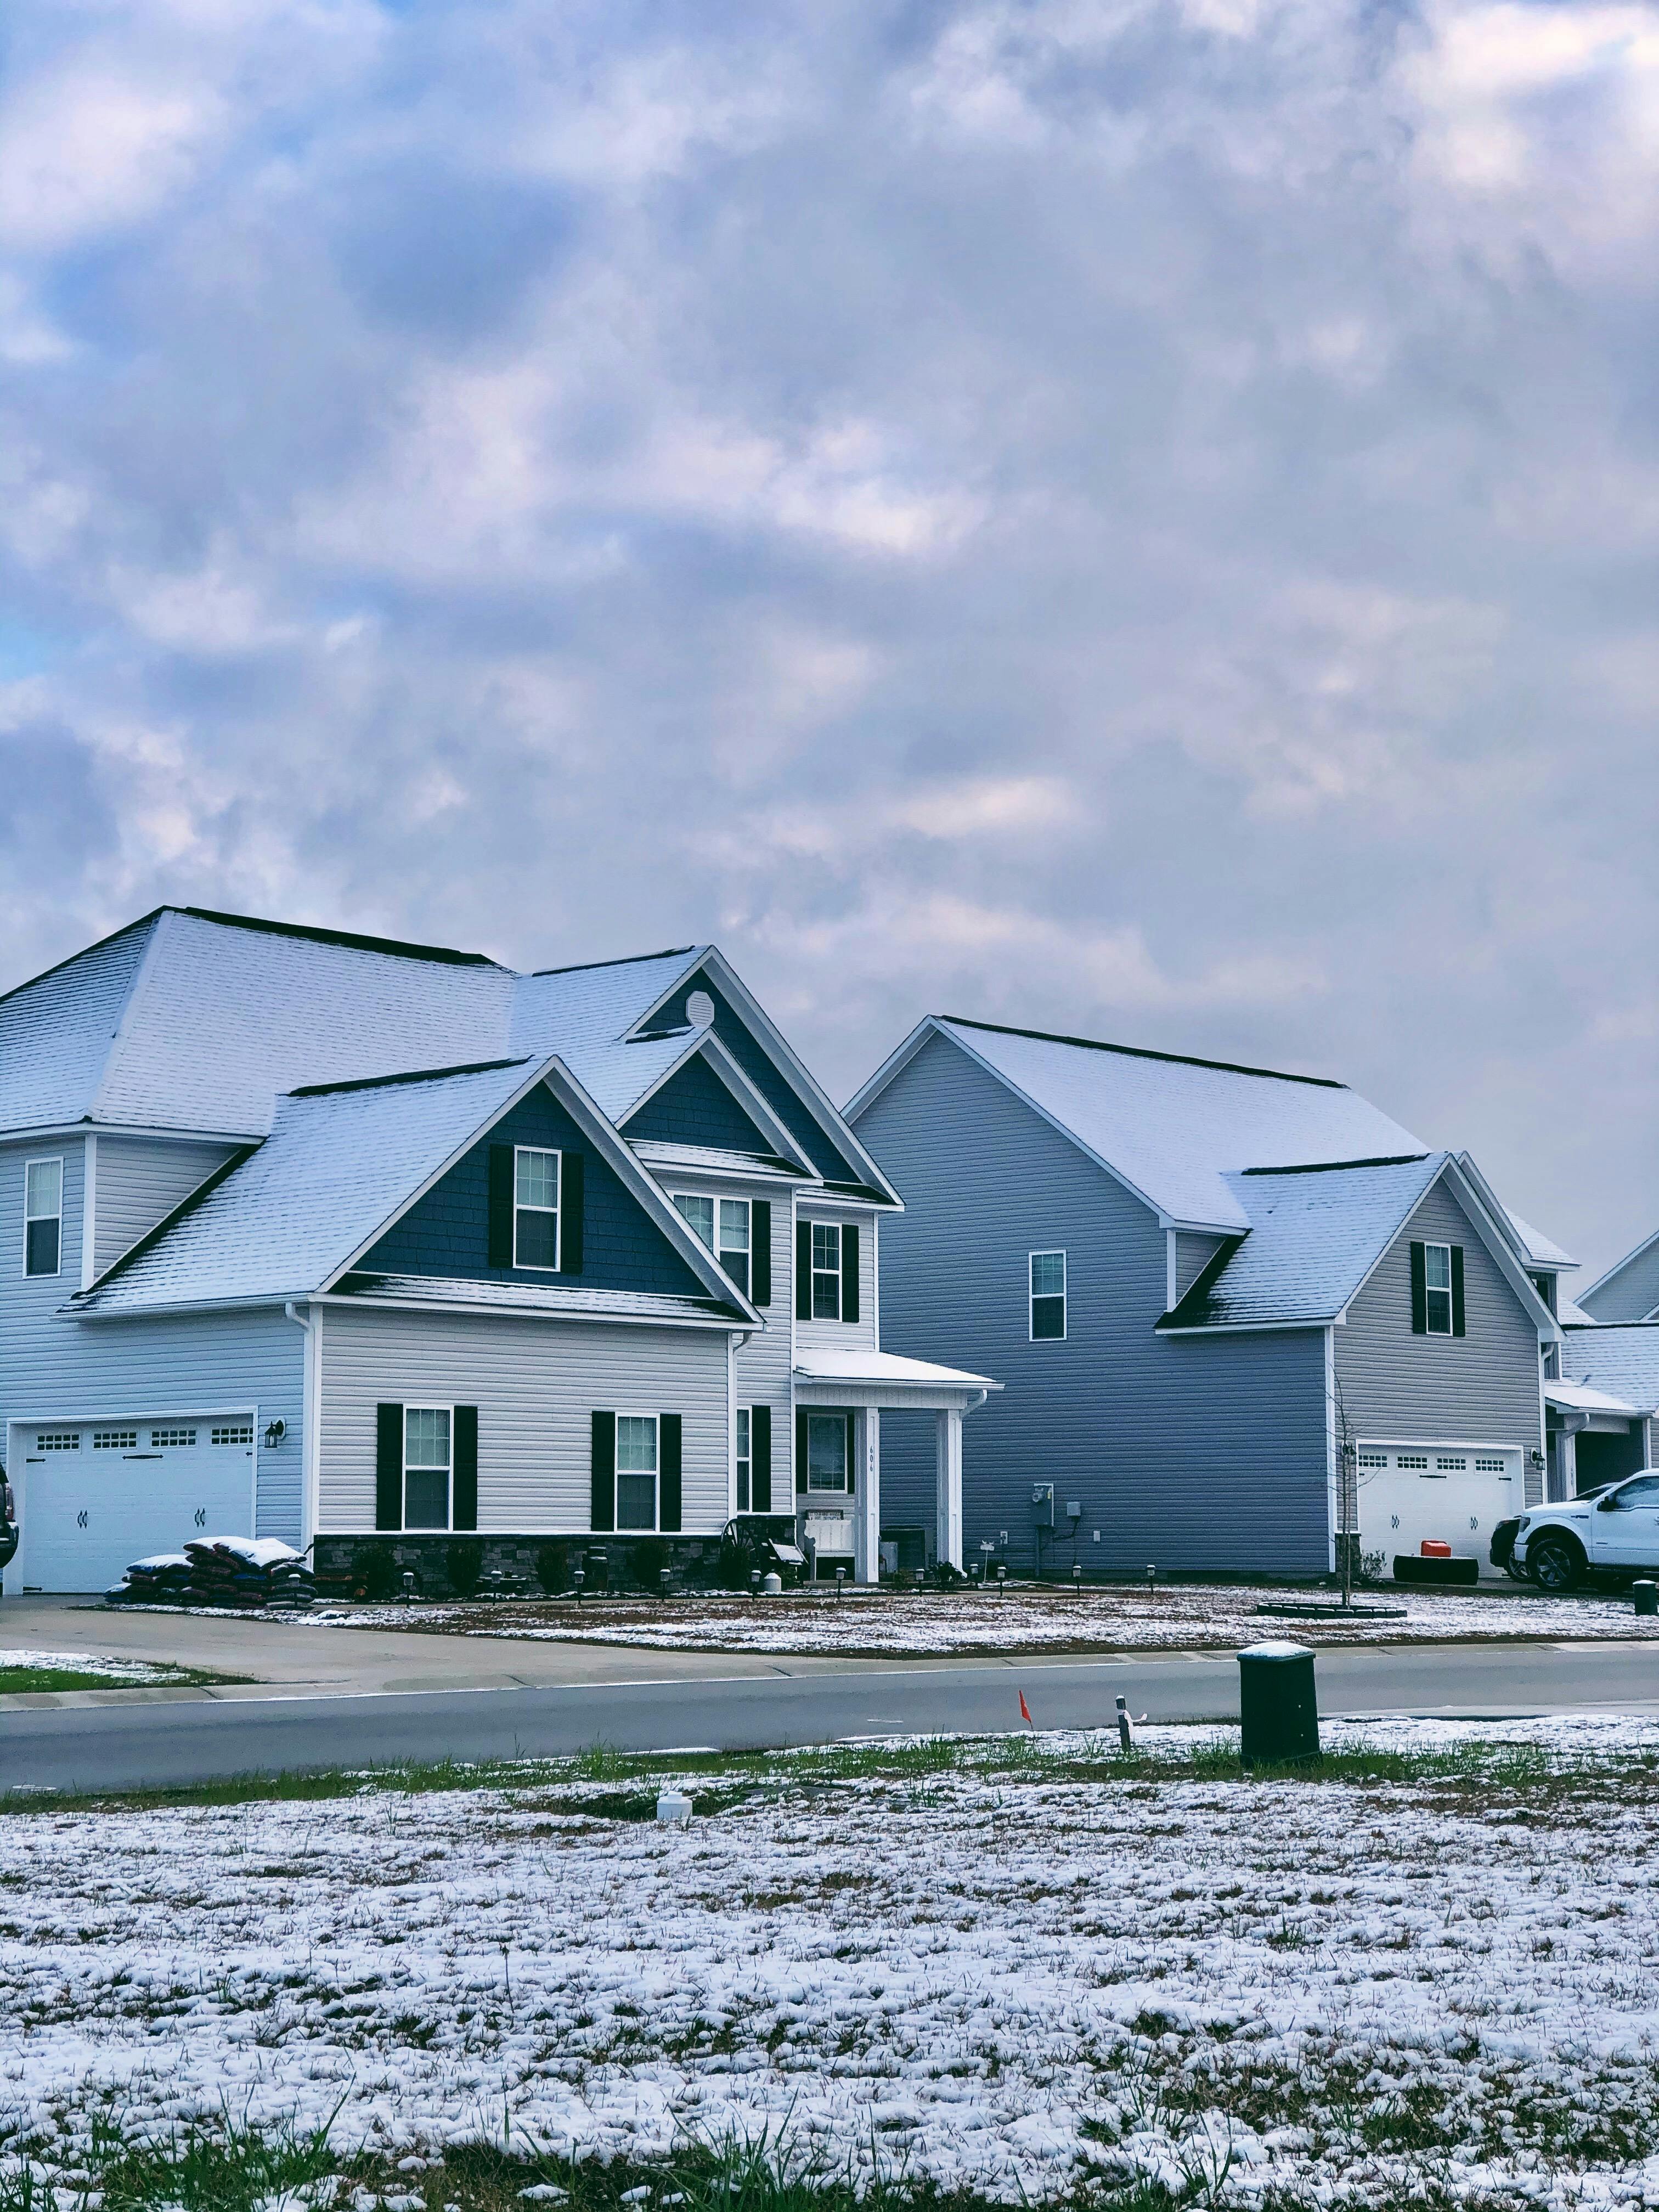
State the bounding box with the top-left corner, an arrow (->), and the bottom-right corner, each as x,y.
686,989 -> 715,1028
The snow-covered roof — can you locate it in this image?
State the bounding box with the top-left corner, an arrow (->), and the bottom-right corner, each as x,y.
630,1141 -> 815,1184
793,1346 -> 1001,1394
1158,1155 -> 1445,1329
72,1057 -> 543,1314
1561,1323 -> 1659,1416
1499,1206 -> 1578,1271
856,1017 -> 1430,1232
1544,1378 -> 1646,1419
332,1273 -> 744,1325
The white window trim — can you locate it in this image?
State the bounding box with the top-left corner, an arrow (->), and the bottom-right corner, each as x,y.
403,1401 -> 455,1533
1424,1239 -> 1454,1336
810,1220 -> 843,1322
1029,1249 -> 1067,1342
23,1155 -> 64,1280
672,1190 -> 752,1292
614,1409 -> 661,1533
512,1146 -> 562,1273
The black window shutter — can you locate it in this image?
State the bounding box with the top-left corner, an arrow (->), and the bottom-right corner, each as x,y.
453,1405 -> 478,1530
795,1406 -> 810,1496
375,1403 -> 403,1531
488,1144 -> 515,1268
752,1403 -> 772,1512
841,1223 -> 860,1324
561,1152 -> 584,1274
751,1200 -> 771,1306
1409,1240 -> 1427,1335
659,1413 -> 682,1532
1451,1245 -> 1466,1338
590,1410 -> 616,1531
797,1221 -> 812,1319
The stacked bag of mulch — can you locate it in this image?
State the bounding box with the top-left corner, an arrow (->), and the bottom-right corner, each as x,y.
108,1536 -> 314,1607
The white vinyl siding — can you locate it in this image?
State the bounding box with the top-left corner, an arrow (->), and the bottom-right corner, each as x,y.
315,1304 -> 730,1532
24,1158 -> 63,1278
92,1138 -> 240,1274
795,1207 -> 879,1356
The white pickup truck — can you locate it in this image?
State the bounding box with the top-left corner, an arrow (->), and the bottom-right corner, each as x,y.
1506,1471 -> 1659,1590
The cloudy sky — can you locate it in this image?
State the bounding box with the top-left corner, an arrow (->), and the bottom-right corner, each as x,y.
1,0 -> 1655,1275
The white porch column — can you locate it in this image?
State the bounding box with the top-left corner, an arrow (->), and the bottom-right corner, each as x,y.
935,1407 -> 963,1571
855,1408 -> 881,1583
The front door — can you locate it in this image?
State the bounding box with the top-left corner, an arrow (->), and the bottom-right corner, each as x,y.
1592,1474 -> 1659,1568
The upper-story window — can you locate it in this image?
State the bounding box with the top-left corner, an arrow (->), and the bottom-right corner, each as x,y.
811,1222 -> 842,1320
514,1148 -> 560,1270
673,1193 -> 751,1296
24,1158 -> 63,1278
1411,1238 -> 1464,1337
1030,1250 -> 1066,1340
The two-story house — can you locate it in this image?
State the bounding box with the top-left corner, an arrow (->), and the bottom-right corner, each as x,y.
848,1015 -> 1573,1580
0,909 -> 994,1594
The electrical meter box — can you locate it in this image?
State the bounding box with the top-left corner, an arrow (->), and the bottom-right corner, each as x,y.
1031,1483 -> 1054,1527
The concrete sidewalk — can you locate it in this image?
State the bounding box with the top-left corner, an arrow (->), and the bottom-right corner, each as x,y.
0,1595 -> 921,1705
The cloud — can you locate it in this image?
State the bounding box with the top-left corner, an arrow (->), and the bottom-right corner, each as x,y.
0,0 -> 1654,1274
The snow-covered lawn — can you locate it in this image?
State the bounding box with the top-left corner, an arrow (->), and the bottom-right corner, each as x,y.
0,1645 -> 212,1688
8,1717 -> 1659,2208
301,1581 -> 1659,1655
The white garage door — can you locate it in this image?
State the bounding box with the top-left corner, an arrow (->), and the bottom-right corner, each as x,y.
14,1418 -> 257,1593
1357,1442 -> 1521,1581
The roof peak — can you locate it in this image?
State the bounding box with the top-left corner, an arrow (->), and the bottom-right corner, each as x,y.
1239,1153 -> 1432,1177
176,906 -> 502,968
940,1015 -> 1348,1091
288,1056 -> 530,1099
529,946 -> 699,979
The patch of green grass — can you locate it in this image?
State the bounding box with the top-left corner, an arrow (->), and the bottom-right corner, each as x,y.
0,1662 -> 251,1696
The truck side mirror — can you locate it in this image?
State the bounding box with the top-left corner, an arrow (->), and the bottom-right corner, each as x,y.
1598,1497 -> 1621,1512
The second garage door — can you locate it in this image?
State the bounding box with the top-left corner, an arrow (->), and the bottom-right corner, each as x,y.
1357,1441 -> 1521,1581
13,1417 -> 258,1594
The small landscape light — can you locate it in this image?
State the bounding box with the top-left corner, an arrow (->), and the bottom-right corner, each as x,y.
834,1565 -> 846,1601
659,1566 -> 672,1600
401,1568 -> 415,1605
573,1567 -> 586,1605
750,1568 -> 762,1595
1146,1562 -> 1157,1590
913,1565 -> 925,1592
1071,1561 -> 1082,1590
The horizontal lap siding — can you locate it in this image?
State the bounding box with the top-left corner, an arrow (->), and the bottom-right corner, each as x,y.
1175,1232 -> 1226,1303
94,1137 -> 240,1272
730,1184 -> 792,1435
1,1139 -> 303,1541
1335,1177 -> 1543,1455
1582,1240 -> 1659,1324
317,1306 -> 731,1533
855,1035 -> 1330,1575
795,1209 -> 878,1355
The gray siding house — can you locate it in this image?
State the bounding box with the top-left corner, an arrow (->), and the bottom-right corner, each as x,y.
849,1018 -> 1571,1580
1,909 -> 993,1594
1578,1231 -> 1659,1325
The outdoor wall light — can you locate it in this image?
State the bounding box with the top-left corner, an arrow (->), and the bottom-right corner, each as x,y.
263,1419 -> 285,1448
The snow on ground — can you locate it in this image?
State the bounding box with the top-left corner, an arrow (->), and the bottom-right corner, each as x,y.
301,1581 -> 1659,1655
0,1646 -> 193,1683
7,1718 -> 1659,2207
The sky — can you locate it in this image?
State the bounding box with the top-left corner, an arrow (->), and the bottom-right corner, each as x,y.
0,0 -> 1655,1279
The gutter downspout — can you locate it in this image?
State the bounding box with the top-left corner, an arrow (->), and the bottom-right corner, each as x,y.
285,1301 -> 320,1555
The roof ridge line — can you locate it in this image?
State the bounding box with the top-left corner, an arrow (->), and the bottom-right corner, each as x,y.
528,946 -> 700,978
0,909 -> 165,1013
287,1056 -> 531,1099
179,906 -> 503,968
1238,1153 -> 1432,1177
939,1015 -> 1348,1090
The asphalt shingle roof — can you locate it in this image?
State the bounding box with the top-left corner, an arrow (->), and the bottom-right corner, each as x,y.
1158,1154 -> 1446,1328
934,1018 -> 1429,1231
1562,1323 -> 1659,1416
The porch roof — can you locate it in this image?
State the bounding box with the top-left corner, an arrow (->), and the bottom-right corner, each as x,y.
1545,1378 -> 1646,1419
792,1346 -> 1001,1406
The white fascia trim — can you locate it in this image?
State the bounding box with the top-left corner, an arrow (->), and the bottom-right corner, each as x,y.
8,1401 -> 257,1425
1338,1155 -> 1561,1345
1454,1152 -> 1579,1273
71,1293 -> 304,1320
321,1051 -> 761,1324
1580,1226 -> 1659,1307
915,1019 -> 1199,1229
638,948 -> 904,1206
1165,1229 -> 1177,1313
314,1293 -> 741,1331
1156,1317 -> 1331,1336
697,1032 -> 823,1178
797,1192 -> 884,1216
843,1019 -> 936,1122
0,1121 -> 258,1147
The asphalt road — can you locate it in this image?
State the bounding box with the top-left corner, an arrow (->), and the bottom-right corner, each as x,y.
4,1638 -> 1658,1792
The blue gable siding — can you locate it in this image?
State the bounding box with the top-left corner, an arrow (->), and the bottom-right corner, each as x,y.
624,1052 -> 774,1153
359,1084 -> 707,1297
857,1031 -> 1331,1576
647,972 -> 863,1185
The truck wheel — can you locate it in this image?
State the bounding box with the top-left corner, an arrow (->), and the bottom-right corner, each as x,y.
1528,1534 -> 1584,1593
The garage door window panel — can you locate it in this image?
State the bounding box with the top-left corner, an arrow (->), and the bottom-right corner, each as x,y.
404,1407 -> 452,1530
24,1159 -> 62,1278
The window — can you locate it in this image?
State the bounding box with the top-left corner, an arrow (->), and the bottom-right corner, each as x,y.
811,1223 -> 842,1321
93,1430 -> 138,1451
212,1424 -> 255,1446
1030,1251 -> 1066,1340
403,1407 -> 451,1529
736,1407 -> 751,1513
1358,1451 -> 1387,1471
1397,1453 -> 1429,1471
807,1412 -> 850,1493
1610,1476 -> 1659,1509
1475,1456 -> 1506,1474
617,1415 -> 658,1530
673,1193 -> 752,1296
1424,1243 -> 1453,1335
36,1431 -> 79,1452
514,1147 -> 560,1269
24,1158 -> 62,1278
151,1428 -> 196,1448
1436,1455 -> 1466,1472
